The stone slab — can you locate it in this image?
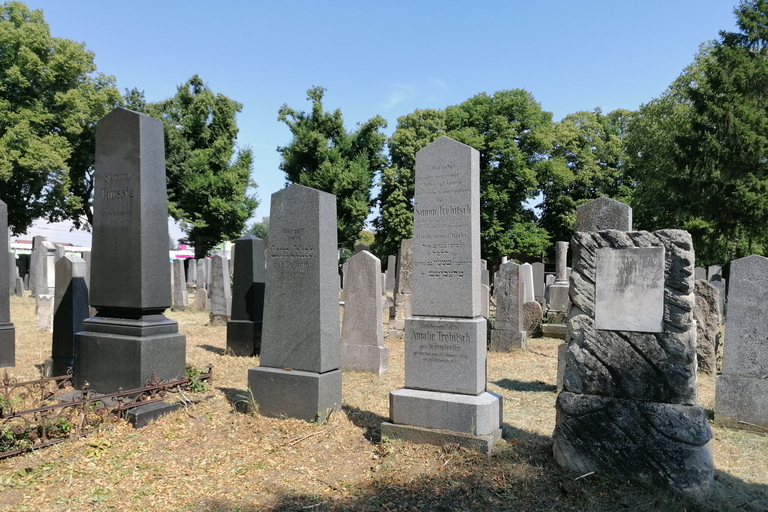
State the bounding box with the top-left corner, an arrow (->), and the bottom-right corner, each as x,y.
553,391 -> 713,499
489,329 -> 527,351
389,388 -> 502,437
595,247 -> 665,332
248,366 -> 342,422
541,323 -> 567,339
715,374 -> 768,431
412,137 -> 481,318
404,316 -> 486,395
226,319 -> 262,357
575,196 -> 632,232
0,324 -> 15,367
126,401 -> 183,428
381,421 -> 501,456
341,343 -> 389,375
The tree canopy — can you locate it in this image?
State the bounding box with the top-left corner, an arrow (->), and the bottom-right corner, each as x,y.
277,86 -> 387,252
0,1 -> 120,233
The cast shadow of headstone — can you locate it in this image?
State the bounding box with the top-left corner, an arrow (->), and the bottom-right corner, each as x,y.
342,405 -> 389,443
216,386 -> 253,413
198,344 -> 227,355
493,377 -> 557,393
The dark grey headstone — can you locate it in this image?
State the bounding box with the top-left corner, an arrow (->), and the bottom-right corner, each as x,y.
51,255 -> 89,376
412,136 -> 480,318
490,262 -> 526,351
227,235 -> 265,356
554,229 -> 712,498
715,255 -> 768,431
0,201 -> 14,367
341,250 -> 388,374
575,196 -> 632,232
249,184 -> 341,421
74,107 -> 186,393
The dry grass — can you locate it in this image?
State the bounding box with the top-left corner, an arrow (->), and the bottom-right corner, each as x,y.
0,294 -> 766,511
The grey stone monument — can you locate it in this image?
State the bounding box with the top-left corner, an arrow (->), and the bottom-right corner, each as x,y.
694,266 -> 706,281
195,259 -> 207,291
226,235 -> 265,356
553,229 -> 713,499
575,196 -> 632,232
186,259 -> 197,287
390,239 -> 413,331
548,241 -> 570,313
248,184 -> 342,422
208,254 -> 231,325
385,254 -> 396,293
490,262 -> 526,351
171,259 -> 188,311
693,279 -> 720,375
340,250 -> 388,374
382,136 -> 502,454
532,262 -> 545,304
36,295 -> 54,332
0,201 -> 15,367
715,255 -> 768,431
51,255 -> 89,376
707,265 -> 722,282
74,107 -> 186,393
520,263 -> 534,304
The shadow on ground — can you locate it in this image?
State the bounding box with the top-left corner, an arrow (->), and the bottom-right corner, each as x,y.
493,377 -> 557,393
197,344 -> 226,355
342,405 -> 388,443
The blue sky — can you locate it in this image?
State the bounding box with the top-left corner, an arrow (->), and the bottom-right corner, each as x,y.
21,0 -> 738,244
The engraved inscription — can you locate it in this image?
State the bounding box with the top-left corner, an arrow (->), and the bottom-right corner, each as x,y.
410,327 -> 471,364
595,247 -> 665,333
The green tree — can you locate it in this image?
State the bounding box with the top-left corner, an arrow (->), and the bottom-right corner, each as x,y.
145,75 -> 258,259
245,216 -> 269,238
539,108 -> 632,248
277,86 -> 388,252
0,1 -> 121,233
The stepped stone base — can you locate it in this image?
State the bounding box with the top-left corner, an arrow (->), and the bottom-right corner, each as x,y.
248,366 -> 342,422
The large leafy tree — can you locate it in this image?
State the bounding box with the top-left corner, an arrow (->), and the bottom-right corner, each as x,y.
376,90 -> 552,264
137,75 -> 258,258
277,86 -> 387,251
539,108 -> 632,249
0,1 -> 121,233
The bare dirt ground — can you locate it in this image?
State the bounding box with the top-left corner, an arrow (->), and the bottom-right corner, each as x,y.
0,295 -> 766,511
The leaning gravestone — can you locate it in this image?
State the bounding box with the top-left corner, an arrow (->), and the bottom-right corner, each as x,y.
341,250 -> 388,374
226,235 -> 265,356
74,107 -> 186,393
715,255 -> 768,431
0,201 -> 15,367
51,255 -> 89,377
553,229 -> 713,498
382,136 -> 502,454
248,184 -> 341,422
490,261 -> 526,350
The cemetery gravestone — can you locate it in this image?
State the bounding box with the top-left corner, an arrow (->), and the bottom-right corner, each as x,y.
196,259 -> 207,291
248,184 -> 342,422
490,262 -> 526,350
227,235 -> 265,356
340,250 -> 388,374
390,239 -> 413,331
51,255 -> 89,376
209,255 -> 232,325
575,196 -> 632,232
36,295 -> 54,332
532,262 -> 545,303
382,136 -> 502,454
0,201 -> 14,367
553,229 -> 713,498
693,279 -> 720,374
715,255 -> 768,431
186,259 -> 197,287
74,107 -> 186,393
694,266 -> 706,281
520,263 -> 534,304
385,255 -> 396,293
172,259 -> 188,311
193,288 -> 207,311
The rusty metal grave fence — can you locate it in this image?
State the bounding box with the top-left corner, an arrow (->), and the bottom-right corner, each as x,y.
0,365 -> 213,460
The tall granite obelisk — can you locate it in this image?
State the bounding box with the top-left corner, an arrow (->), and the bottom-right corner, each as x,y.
74,108 -> 186,392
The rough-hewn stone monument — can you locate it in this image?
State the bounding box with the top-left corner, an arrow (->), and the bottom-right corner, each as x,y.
382,136 -> 502,454
248,184 -> 341,422
74,107 -> 186,393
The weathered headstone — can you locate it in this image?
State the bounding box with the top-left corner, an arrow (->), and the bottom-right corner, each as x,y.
195,259 -> 207,291
480,259 -> 490,287
490,262 -> 526,350
694,266 -> 706,281
14,277 -> 24,298
715,255 -> 768,431
208,255 -> 231,325
480,283 -> 490,319
523,300 -> 543,338
382,136 -> 502,454
0,201 -> 15,367
707,265 -> 722,282
74,107 -> 186,393
693,279 -> 720,374
532,262 -> 545,303
390,239 -> 413,330
385,255 -> 396,293
354,243 -> 370,254
193,287 -> 207,311
226,235 -> 265,356
520,263 -> 534,304
36,295 -> 54,332
548,241 -> 570,312
709,276 -> 726,319
171,259 -> 188,311
54,245 -> 66,261
186,259 -> 197,286
575,196 -> 632,232
248,184 -> 342,422
341,250 -> 388,374
553,229 -> 713,498
51,256 -> 89,376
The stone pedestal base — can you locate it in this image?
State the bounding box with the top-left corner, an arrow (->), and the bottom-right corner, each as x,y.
0,323 -> 15,367
226,319 -> 262,356
248,366 -> 342,422
341,343 -> 389,375
489,329 -> 526,351
548,282 -> 570,312
74,315 -> 187,393
389,388 -> 502,437
381,421 -> 501,455
541,323 -> 567,339
715,374 -> 768,431
553,391 -> 713,499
